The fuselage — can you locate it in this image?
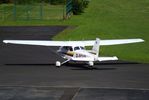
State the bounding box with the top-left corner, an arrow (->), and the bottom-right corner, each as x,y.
57,46 -> 96,62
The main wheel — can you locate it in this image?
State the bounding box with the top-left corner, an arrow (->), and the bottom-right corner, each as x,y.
88,61 -> 94,66
56,61 -> 61,67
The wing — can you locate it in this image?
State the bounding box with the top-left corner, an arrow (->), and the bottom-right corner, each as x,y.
3,40 -> 89,46
98,56 -> 118,61
3,38 -> 144,47
100,39 -> 144,46
84,38 -> 144,46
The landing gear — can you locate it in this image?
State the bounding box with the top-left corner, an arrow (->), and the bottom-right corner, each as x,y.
88,61 -> 94,67
56,61 -> 61,67
55,59 -> 70,67
87,61 -> 94,69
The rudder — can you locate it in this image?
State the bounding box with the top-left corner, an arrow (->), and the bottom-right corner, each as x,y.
92,38 -> 100,57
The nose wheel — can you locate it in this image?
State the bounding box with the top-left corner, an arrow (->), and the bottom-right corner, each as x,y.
55,59 -> 70,67
88,61 -> 94,67
56,61 -> 61,67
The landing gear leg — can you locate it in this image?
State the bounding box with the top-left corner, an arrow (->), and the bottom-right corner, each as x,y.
88,61 -> 94,68
56,61 -> 61,67
55,59 -> 70,67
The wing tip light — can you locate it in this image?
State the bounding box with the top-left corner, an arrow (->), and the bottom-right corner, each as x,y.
139,39 -> 145,42
3,40 -> 8,43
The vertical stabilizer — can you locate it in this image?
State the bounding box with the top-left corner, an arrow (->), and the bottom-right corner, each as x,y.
92,38 -> 100,57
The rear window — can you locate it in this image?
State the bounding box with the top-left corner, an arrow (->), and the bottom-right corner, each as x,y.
74,47 -> 80,51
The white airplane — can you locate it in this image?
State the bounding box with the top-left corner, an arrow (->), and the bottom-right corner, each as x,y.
3,38 -> 144,67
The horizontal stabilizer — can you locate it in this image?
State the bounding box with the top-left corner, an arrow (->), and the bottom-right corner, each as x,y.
98,56 -> 118,61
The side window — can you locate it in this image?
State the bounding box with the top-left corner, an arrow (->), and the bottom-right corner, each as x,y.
74,47 -> 80,51
69,47 -> 73,51
80,46 -> 85,50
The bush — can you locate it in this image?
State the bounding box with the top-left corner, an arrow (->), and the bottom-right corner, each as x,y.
15,0 -> 40,4
50,0 -> 65,5
13,0 -> 65,5
0,0 -> 13,3
82,0 -> 90,8
72,0 -> 89,15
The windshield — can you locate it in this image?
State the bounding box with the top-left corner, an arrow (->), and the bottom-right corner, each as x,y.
80,46 -> 85,50
74,47 -> 80,51
61,46 -> 73,51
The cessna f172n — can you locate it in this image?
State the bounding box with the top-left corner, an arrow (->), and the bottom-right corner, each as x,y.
3,38 -> 144,67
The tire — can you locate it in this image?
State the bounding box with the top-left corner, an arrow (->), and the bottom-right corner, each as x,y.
88,61 -> 94,67
56,61 -> 61,67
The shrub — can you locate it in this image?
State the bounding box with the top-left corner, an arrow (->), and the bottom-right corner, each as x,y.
50,0 -> 65,5
13,0 -> 65,5
0,0 -> 13,3
72,0 -> 90,15
15,0 -> 40,4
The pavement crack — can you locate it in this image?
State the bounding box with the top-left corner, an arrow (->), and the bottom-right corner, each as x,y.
59,87 -> 80,100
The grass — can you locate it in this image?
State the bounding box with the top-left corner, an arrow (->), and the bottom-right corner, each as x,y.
0,0 -> 149,63
0,3 -> 64,20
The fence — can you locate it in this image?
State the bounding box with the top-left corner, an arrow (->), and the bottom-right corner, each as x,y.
0,1 -> 66,21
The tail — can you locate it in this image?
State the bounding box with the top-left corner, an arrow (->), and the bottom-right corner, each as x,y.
92,38 -> 100,58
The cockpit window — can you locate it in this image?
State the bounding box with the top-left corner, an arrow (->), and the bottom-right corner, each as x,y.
69,47 -> 73,51
80,46 -> 85,50
62,46 -> 73,51
74,46 -> 80,51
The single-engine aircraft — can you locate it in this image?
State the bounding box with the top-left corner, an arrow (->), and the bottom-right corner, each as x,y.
3,38 -> 144,67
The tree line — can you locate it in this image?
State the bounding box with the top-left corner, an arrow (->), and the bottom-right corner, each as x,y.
0,0 -> 90,15
0,0 -> 67,4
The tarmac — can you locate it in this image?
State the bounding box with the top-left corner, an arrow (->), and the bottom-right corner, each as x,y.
0,26 -> 149,100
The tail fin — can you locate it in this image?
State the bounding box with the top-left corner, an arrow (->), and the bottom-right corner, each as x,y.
92,38 -> 100,57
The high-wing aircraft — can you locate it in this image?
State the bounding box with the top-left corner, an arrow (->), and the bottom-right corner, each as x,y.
3,38 -> 144,67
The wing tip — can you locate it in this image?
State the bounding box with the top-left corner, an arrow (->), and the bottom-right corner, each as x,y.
3,40 -> 8,43
139,39 -> 145,42
113,56 -> 118,60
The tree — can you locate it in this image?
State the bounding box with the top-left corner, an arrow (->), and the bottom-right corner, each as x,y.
72,0 -> 89,15
50,0 -> 65,5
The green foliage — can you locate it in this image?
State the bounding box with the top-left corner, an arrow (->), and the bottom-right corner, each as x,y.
0,4 -> 63,20
1,0 -> 65,5
0,0 -> 12,3
72,0 -> 90,15
15,0 -> 40,4
50,0 -> 65,5
82,0 -> 90,8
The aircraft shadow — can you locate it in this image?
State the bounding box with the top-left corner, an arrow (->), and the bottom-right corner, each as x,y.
5,63 -> 116,70
95,60 -> 139,65
66,64 -> 117,70
64,61 -> 140,70
5,61 -> 140,70
5,63 -> 54,66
